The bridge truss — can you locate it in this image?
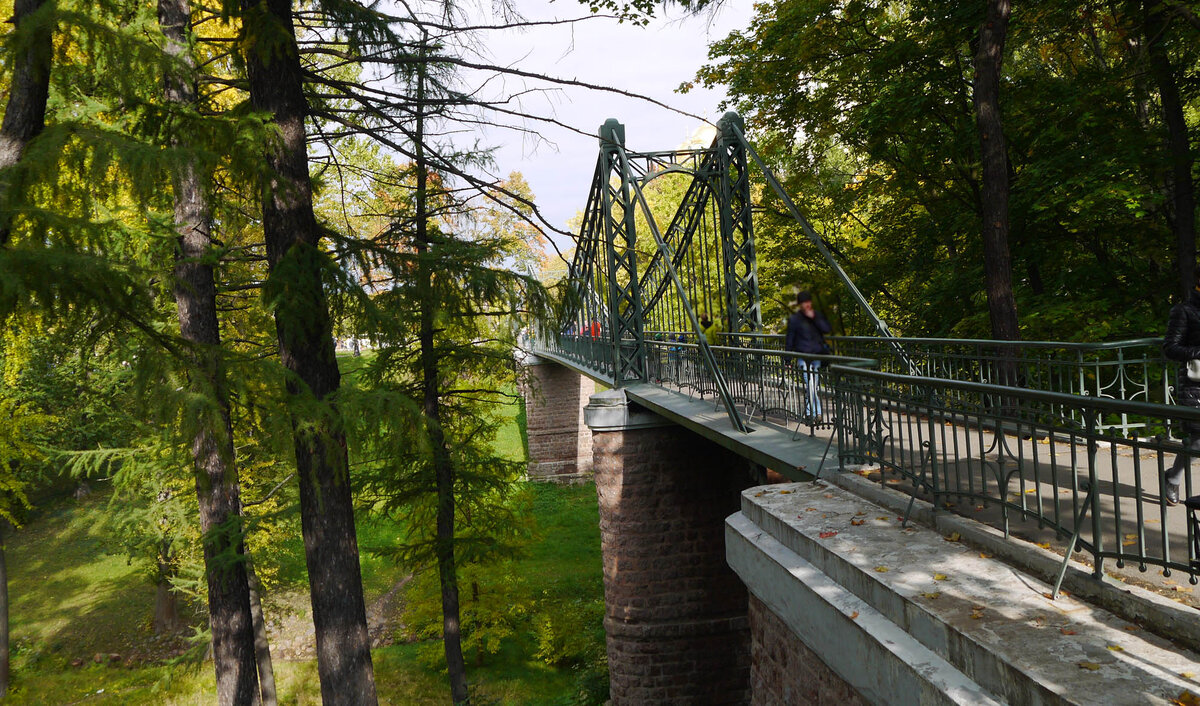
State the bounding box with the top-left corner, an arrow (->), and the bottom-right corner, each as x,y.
556,112 -> 898,431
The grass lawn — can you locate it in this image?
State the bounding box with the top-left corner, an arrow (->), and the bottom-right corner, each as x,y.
4,482 -> 602,704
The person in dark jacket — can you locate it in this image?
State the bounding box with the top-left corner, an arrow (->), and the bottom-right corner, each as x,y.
786,291 -> 833,419
1162,266 -> 1200,506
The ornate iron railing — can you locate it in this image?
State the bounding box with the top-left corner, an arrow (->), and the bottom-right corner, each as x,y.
530,334 -> 1199,590
720,333 -> 1174,437
830,364 -> 1199,591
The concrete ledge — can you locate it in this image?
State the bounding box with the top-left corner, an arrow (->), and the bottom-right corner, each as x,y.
584,388 -> 672,432
727,513 -> 1004,706
828,469 -> 1200,655
734,482 -> 1200,705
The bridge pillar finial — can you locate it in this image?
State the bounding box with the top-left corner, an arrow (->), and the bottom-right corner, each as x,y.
599,118 -> 625,148
717,110 -> 744,136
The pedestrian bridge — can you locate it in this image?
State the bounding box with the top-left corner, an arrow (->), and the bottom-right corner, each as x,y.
522,115 -> 1200,704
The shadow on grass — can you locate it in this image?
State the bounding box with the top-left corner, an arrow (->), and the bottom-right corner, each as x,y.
7,487 -> 160,662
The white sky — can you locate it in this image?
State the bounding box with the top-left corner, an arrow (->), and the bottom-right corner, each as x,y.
467,0 -> 754,245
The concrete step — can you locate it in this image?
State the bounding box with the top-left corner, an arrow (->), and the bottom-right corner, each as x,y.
728,481 -> 1200,705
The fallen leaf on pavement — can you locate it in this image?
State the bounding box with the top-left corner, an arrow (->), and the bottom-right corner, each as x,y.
819,531 -> 838,539
1078,662 -> 1101,671
874,566 -> 889,573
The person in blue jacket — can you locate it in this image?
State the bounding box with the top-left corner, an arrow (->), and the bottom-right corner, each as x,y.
786,291 -> 832,419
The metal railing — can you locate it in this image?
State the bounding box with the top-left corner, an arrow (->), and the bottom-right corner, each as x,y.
530,333 -> 1200,589
643,339 -> 875,433
723,333 -> 1175,437
831,364 -> 1199,591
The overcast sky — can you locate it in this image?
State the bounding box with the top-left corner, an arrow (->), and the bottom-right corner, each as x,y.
466,0 -> 754,244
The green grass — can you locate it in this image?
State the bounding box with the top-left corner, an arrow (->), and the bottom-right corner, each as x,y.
4,474 -> 604,704
7,489 -> 158,667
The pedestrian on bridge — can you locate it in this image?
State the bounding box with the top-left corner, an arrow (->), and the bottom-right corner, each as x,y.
786,291 -> 832,421
1162,267 -> 1200,507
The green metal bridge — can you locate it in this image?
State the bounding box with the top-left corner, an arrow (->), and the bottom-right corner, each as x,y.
528,114 -> 1200,594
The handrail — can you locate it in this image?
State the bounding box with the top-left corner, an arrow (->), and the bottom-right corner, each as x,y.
827,364 -> 1198,421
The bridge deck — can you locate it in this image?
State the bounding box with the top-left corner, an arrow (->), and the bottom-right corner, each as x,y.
624,383 -> 827,482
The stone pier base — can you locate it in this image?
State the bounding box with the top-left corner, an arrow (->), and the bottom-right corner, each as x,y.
520,357 -> 594,482
586,389 -> 753,705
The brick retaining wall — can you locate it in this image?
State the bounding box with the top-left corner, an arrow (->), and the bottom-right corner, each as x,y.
748,594 -> 866,706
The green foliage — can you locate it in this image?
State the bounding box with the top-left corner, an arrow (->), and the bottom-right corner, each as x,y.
695,0 -> 1199,340
403,563 -> 534,670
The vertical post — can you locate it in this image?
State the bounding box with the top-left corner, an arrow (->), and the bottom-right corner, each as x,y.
598,119 -> 646,386
1087,409 -> 1105,577
715,112 -> 761,335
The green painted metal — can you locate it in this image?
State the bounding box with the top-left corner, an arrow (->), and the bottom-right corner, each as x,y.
618,141 -> 750,433
598,119 -> 647,386
715,112 -> 761,335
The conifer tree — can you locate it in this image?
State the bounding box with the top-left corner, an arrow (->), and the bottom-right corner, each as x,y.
158,0 -> 260,702
0,0 -> 53,247
237,1 -> 377,701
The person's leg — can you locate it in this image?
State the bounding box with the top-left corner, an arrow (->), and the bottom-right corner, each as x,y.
1166,396 -> 1200,503
797,358 -> 817,418
792,358 -> 808,419
1167,427 -> 1200,487
809,359 -> 823,418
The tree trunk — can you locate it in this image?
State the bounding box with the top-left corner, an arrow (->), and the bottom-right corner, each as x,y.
0,524 -> 10,697
239,2 -> 377,703
973,0 -> 1021,344
159,1 -> 260,703
246,557 -> 278,706
1143,0 -> 1196,299
0,0 -> 53,247
153,578 -> 182,635
413,35 -> 471,705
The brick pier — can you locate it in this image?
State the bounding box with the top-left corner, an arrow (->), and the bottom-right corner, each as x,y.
520,356 -> 595,482
586,389 -> 753,705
